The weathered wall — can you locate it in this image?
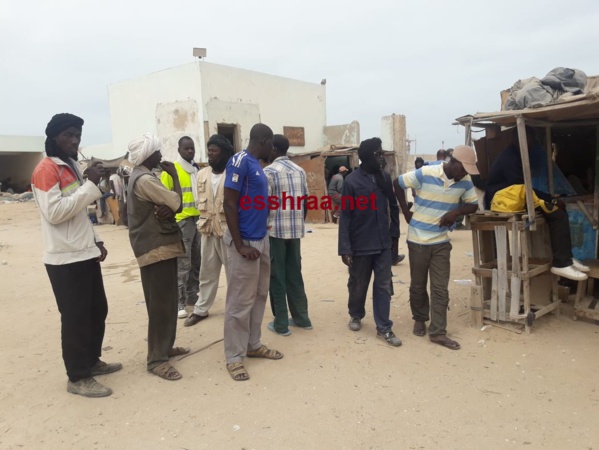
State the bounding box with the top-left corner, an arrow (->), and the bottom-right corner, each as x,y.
381,114 -> 407,175
200,62 -> 326,154
108,63 -> 205,162
323,121 -> 360,147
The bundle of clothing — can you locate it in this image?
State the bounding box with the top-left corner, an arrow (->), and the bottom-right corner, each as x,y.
504,67 -> 588,111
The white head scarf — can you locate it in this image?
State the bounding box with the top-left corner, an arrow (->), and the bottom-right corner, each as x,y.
128,133 -> 161,166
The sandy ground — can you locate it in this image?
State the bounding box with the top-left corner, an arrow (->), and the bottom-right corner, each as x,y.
0,202 -> 598,450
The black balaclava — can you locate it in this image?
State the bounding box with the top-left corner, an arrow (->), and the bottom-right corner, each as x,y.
207,134 -> 234,173
44,113 -> 84,162
358,137 -> 392,197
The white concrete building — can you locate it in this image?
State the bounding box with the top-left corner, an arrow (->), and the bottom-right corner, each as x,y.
0,135 -> 45,192
108,62 -> 327,162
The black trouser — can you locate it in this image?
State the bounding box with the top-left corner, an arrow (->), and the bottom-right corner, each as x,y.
347,249 -> 393,333
541,207 -> 573,268
140,258 -> 178,371
46,259 -> 108,382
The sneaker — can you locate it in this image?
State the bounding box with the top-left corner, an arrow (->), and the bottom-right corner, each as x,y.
551,265 -> 588,281
184,313 -> 209,327
377,331 -> 402,347
288,318 -> 313,330
91,360 -> 123,376
267,321 -> 291,336
177,308 -> 188,319
67,377 -> 112,398
348,317 -> 361,331
572,259 -> 590,273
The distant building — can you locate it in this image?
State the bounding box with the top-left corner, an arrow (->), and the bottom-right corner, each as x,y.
108,61 -> 327,162
0,135 -> 44,192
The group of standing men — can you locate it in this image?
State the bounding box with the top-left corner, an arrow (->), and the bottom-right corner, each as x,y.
32,114 -> 315,396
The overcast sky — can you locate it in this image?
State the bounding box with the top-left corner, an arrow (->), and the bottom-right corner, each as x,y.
2,0 -> 599,155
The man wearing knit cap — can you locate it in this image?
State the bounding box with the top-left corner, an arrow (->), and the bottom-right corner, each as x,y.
127,134 -> 189,381
394,145 -> 479,350
31,113 -> 122,398
338,137 -> 402,347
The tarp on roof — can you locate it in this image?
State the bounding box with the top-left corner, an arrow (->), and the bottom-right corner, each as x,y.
456,89 -> 599,127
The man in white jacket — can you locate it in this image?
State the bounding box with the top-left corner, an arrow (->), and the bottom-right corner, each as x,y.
31,113 -> 122,398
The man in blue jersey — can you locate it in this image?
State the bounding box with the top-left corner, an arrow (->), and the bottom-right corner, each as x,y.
222,124 -> 284,381
394,145 -> 479,350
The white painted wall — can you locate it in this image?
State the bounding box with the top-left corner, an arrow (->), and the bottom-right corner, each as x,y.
81,143 -> 121,160
200,62 -> 326,154
108,63 -> 204,162
0,135 -> 45,153
108,62 -> 327,162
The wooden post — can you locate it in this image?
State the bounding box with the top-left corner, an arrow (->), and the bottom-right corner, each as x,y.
465,121 -> 472,147
510,220 -> 521,319
594,125 -> 599,230
491,269 -> 498,322
545,126 -> 554,196
516,116 -> 537,229
495,226 -> 508,321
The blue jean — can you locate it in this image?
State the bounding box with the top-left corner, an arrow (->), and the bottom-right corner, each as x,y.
347,248 -> 393,333
99,192 -> 113,216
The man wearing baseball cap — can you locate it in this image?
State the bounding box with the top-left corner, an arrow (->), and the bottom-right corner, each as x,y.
393,145 -> 479,350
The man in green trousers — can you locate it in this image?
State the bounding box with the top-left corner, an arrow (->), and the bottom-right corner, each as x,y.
264,134 -> 313,336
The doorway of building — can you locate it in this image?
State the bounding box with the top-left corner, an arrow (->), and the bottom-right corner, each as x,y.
217,123 -> 239,153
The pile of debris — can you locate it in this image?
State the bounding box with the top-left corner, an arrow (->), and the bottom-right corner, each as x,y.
0,192 -> 34,204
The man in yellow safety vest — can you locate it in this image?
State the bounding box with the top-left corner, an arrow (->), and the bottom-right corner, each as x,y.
161,136 -> 201,318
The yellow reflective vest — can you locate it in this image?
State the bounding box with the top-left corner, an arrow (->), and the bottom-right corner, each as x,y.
160,162 -> 200,222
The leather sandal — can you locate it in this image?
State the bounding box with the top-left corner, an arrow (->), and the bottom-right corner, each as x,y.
430,335 -> 461,350
246,345 -> 284,360
413,321 -> 426,337
227,362 -> 249,381
150,362 -> 182,380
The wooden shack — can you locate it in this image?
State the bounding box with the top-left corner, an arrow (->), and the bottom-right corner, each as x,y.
456,86 -> 599,331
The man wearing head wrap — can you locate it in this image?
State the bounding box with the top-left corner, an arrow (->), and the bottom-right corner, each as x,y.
185,134 -> 235,327
338,138 -> 402,347
31,113 -> 122,398
160,136 -> 201,319
394,145 -> 480,350
126,134 -> 189,380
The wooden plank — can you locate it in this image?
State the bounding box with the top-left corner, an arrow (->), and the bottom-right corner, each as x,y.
490,269 -> 498,321
594,125 -> 599,229
517,116 -> 537,230
471,284 -> 483,328
495,226 -> 508,321
545,126 -> 554,196
510,220 -> 521,319
521,228 -> 532,322
522,263 -> 552,279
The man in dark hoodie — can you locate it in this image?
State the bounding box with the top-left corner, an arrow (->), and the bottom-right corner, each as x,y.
338,137 -> 402,347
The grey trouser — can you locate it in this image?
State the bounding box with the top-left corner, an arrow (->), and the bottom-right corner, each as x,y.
223,234 -> 270,364
177,217 -> 201,307
193,234 -> 228,316
140,258 -> 178,370
407,241 -> 452,336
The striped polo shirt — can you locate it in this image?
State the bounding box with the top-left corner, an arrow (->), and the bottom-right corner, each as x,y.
398,163 -> 477,245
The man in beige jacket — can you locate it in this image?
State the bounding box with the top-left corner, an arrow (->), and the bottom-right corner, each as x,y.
185,135 -> 235,327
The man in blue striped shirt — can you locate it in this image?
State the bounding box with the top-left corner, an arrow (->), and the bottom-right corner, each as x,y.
394,145 -> 479,350
264,135 -> 312,336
